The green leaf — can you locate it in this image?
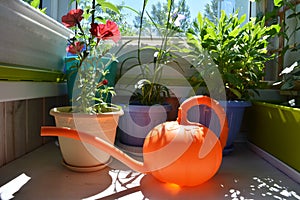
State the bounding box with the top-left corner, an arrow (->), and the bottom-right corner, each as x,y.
30,0 -> 40,8
97,0 -> 120,14
229,88 -> 242,99
119,5 -> 139,15
238,14 -> 246,25
40,7 -> 47,13
274,0 -> 283,7
167,0 -> 172,13
229,27 -> 240,37
267,24 -> 281,36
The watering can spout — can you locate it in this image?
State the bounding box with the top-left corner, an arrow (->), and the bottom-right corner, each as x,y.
41,126 -> 147,173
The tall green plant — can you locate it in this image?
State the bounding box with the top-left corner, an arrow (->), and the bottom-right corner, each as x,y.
187,11 -> 280,100
120,0 -> 185,105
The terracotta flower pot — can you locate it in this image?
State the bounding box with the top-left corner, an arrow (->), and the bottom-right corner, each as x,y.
50,106 -> 123,172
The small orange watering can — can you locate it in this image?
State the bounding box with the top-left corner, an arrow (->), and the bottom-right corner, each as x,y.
41,96 -> 228,187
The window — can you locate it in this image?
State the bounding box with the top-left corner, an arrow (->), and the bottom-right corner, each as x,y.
23,0 -> 74,22
105,0 -> 254,36
36,0 -> 253,37
219,0 -> 252,21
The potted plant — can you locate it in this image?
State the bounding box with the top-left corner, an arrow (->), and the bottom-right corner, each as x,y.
247,63 -> 300,172
247,61 -> 300,174
47,0 -> 124,172
64,0 -> 121,103
115,0 -> 186,148
185,11 -> 280,154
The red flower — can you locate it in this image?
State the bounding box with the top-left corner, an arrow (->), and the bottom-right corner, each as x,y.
90,20 -> 121,43
89,23 -> 99,37
61,9 -> 83,28
97,79 -> 109,88
66,41 -> 84,54
102,79 -> 108,85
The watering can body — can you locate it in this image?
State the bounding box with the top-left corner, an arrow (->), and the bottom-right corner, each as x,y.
143,122 -> 224,186
41,96 -> 228,187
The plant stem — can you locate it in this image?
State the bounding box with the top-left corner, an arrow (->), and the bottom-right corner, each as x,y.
138,0 -> 148,66
92,0 -> 95,24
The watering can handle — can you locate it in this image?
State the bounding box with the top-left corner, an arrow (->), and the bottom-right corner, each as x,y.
177,95 -> 228,149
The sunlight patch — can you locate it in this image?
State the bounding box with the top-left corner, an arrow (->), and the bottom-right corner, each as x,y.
0,173 -> 31,200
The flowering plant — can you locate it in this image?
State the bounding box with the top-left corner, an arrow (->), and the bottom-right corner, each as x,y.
62,1 -> 121,113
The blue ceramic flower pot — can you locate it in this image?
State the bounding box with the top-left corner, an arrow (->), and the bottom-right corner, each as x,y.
188,100 -> 251,155
118,104 -> 172,147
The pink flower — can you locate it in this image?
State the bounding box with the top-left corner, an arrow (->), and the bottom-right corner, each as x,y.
66,41 -> 84,54
61,9 -> 83,28
90,20 -> 121,43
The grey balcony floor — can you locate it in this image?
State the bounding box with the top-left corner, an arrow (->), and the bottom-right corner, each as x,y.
0,141 -> 299,200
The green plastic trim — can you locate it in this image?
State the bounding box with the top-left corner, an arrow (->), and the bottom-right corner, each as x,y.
0,63 -> 65,82
253,101 -> 300,112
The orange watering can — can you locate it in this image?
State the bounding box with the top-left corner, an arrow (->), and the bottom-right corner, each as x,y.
41,96 -> 228,187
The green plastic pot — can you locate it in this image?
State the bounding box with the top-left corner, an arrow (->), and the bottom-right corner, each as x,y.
246,101 -> 300,173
